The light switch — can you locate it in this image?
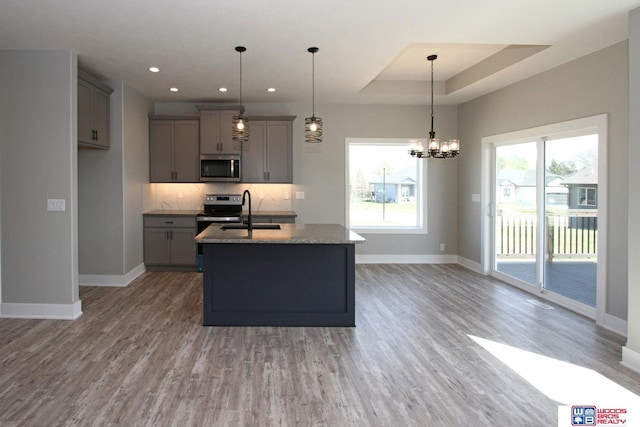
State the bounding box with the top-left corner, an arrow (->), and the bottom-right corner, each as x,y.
296,192 -> 305,200
47,199 -> 65,211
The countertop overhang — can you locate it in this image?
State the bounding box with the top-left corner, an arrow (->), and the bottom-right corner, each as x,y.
195,223 -> 365,244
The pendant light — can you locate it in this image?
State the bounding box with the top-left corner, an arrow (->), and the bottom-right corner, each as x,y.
232,46 -> 249,144
305,47 -> 323,143
409,54 -> 460,158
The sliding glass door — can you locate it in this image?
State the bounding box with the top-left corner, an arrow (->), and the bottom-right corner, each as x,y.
492,134 -> 599,310
543,135 -> 598,307
495,141 -> 539,287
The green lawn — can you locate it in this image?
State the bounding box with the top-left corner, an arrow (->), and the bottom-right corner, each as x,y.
350,200 -> 417,226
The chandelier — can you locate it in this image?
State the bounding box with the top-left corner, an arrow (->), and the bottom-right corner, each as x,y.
232,46 -> 249,144
409,54 -> 460,159
305,47 -> 323,143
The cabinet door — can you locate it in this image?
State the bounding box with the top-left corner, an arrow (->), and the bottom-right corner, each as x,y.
77,80 -> 93,144
144,228 -> 171,264
266,121 -> 292,183
199,110 -> 220,154
220,110 -> 241,153
170,228 -> 197,265
149,120 -> 175,182
242,121 -> 267,182
173,120 -> 199,182
91,89 -> 110,148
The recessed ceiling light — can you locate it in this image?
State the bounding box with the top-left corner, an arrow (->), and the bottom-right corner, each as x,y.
219,87 -> 228,92
148,66 -> 160,73
169,87 -> 179,92
267,87 -> 276,92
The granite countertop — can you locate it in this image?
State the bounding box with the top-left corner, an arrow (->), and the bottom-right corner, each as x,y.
143,210 -> 297,217
143,210 -> 201,216
242,210 -> 297,218
195,223 -> 365,245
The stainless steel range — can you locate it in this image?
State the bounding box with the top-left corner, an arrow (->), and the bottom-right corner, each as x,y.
197,194 -> 243,256
198,194 -> 243,223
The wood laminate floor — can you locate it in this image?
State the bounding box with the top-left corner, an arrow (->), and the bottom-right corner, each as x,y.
0,264 -> 638,426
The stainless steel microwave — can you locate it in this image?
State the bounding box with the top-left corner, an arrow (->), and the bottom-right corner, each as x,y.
200,154 -> 241,182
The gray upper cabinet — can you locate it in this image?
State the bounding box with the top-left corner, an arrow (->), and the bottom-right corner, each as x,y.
198,107 -> 241,154
242,117 -> 294,183
149,117 -> 199,182
78,69 -> 113,149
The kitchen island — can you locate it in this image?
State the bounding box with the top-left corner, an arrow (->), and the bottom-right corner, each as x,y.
195,224 -> 365,326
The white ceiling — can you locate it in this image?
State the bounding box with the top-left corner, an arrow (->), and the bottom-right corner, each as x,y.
2,0 -> 640,106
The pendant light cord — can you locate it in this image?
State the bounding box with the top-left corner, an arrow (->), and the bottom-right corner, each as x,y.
430,56 -> 435,139
312,50 -> 315,117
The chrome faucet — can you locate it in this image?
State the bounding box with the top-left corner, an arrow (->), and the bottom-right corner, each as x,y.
242,190 -> 252,231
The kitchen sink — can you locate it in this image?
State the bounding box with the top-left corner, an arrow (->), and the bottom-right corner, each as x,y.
220,224 -> 281,230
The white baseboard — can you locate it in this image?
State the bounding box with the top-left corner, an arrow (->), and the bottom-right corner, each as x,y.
601,313 -> 628,337
456,256 -> 484,274
621,346 -> 640,374
0,300 -> 82,320
356,254 -> 459,264
79,263 -> 146,287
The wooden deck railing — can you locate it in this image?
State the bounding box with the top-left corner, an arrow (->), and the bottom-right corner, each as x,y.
496,212 -> 597,259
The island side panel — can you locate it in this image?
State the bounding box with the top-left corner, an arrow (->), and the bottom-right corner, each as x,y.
202,243 -> 355,326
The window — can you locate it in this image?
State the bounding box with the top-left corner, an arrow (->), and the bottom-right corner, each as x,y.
578,187 -> 597,206
346,138 -> 425,233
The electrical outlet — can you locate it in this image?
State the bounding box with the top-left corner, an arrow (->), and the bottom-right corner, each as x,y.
440,243 -> 445,252
260,192 -> 264,199
47,199 -> 65,212
284,192 -> 290,200
178,191 -> 184,199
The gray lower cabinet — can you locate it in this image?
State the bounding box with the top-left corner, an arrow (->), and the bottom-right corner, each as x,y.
242,117 -> 294,183
149,118 -> 199,182
144,216 -> 197,270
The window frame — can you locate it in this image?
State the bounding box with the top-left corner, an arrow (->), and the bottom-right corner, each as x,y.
345,138 -> 427,235
577,187 -> 597,207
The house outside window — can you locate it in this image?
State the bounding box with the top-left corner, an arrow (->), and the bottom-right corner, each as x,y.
347,138 -> 425,233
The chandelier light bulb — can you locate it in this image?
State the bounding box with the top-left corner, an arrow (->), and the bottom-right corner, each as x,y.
237,120 -> 245,130
310,122 -> 317,132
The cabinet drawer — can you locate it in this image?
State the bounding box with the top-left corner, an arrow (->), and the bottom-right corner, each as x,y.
144,216 -> 195,228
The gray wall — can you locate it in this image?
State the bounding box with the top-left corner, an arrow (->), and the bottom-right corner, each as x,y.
123,84 -> 153,273
154,102 -> 460,257
626,8 -> 640,357
78,82 -> 152,275
78,83 -> 123,274
457,41 -> 629,320
0,49 -> 78,304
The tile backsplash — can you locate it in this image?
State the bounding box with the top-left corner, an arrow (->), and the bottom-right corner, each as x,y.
143,183 -> 294,212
